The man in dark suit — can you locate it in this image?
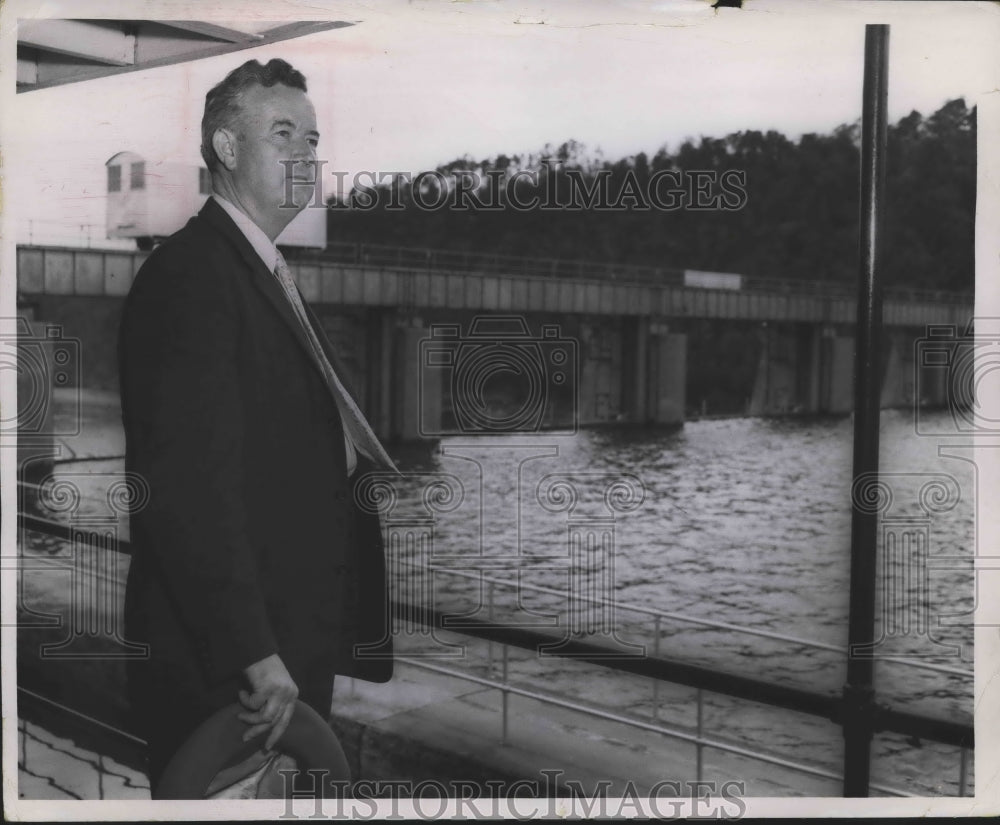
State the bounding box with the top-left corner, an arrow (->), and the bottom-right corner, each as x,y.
118,58 -> 393,796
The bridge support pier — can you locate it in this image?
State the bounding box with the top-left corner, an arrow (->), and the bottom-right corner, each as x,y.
880,332 -> 916,409
575,321 -> 618,424
915,337 -> 948,408
368,308 -> 396,440
747,324 -> 939,416
818,328 -> 855,414
620,319 -> 648,424
750,323 -> 856,416
749,323 -> 802,415
621,320 -> 685,425
391,320 -> 441,441
648,327 -> 686,425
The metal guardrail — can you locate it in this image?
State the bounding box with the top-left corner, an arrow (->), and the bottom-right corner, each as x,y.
424,562 -> 974,680
15,241 -> 972,306
400,602 -> 972,750
14,660 -> 935,800
16,510 -> 973,798
397,656 -> 919,797
17,685 -> 150,799
301,241 -> 971,305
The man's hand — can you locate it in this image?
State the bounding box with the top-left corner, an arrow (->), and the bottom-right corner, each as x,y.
238,653 -> 299,751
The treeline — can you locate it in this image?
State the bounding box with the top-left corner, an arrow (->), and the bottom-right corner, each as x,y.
327,98 -> 975,292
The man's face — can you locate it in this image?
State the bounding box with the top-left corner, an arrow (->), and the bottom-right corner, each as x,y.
230,83 -> 319,224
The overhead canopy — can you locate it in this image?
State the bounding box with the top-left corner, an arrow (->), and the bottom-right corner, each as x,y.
16,19 -> 352,92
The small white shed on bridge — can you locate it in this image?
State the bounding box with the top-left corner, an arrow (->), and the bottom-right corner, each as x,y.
105,151 -> 327,250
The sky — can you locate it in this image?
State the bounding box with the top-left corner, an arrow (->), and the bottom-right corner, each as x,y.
2,3 -> 1000,813
2,0 -> 998,245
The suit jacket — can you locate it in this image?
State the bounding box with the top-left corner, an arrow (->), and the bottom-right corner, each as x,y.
118,198 -> 392,763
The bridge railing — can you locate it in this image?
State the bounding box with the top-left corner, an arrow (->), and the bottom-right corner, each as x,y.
316,241 -> 686,283
14,242 -> 973,307
299,242 -> 971,304
16,507 -> 974,798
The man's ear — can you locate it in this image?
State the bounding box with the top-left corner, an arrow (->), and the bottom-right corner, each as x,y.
211,128 -> 238,171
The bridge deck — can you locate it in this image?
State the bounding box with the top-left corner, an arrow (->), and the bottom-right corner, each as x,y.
16,244 -> 972,327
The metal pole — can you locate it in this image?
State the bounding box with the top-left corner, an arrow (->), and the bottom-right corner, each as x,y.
843,22 -> 889,798
959,747 -> 969,796
487,580 -> 495,675
652,615 -> 661,719
501,643 -> 510,744
696,688 -> 704,782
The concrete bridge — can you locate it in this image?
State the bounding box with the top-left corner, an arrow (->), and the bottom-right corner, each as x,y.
15,244 -> 972,444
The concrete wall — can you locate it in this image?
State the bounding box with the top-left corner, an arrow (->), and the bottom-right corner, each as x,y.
821,335 -> 855,414
749,325 -> 801,415
18,295 -> 125,391
648,330 -> 686,425
747,325 -> 954,416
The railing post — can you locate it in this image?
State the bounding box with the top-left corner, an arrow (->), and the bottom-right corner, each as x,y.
843,22 -> 889,799
487,580 -> 496,675
959,746 -> 969,796
501,643 -> 510,745
696,688 -> 704,783
652,615 -> 661,720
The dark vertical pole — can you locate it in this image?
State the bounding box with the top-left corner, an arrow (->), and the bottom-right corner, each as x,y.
843,23 -> 889,798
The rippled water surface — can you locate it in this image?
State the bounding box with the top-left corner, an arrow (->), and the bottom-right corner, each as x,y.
382,409 -> 975,794
31,404 -> 976,796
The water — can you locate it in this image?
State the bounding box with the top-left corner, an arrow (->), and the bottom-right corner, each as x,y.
381,408 -> 975,794
28,404 -> 975,795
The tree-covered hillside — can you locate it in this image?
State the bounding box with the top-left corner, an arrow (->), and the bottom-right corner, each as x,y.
327,98 -> 975,292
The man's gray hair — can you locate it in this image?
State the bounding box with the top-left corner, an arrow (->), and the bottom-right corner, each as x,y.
200,58 -> 308,171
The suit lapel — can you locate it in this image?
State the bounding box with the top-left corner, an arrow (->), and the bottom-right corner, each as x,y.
199,199 -> 330,387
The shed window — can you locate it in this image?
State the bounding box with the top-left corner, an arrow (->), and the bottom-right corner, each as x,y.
107,165 -> 121,193
130,162 -> 145,190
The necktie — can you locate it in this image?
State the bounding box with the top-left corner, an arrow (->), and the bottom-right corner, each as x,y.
273,254 -> 398,475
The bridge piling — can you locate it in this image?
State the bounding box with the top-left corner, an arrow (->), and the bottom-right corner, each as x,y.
649,328 -> 686,425
368,308 -> 397,440
820,331 -> 856,414
879,332 -> 914,410
391,321 -> 441,441
620,318 -> 649,424
751,323 -> 860,416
